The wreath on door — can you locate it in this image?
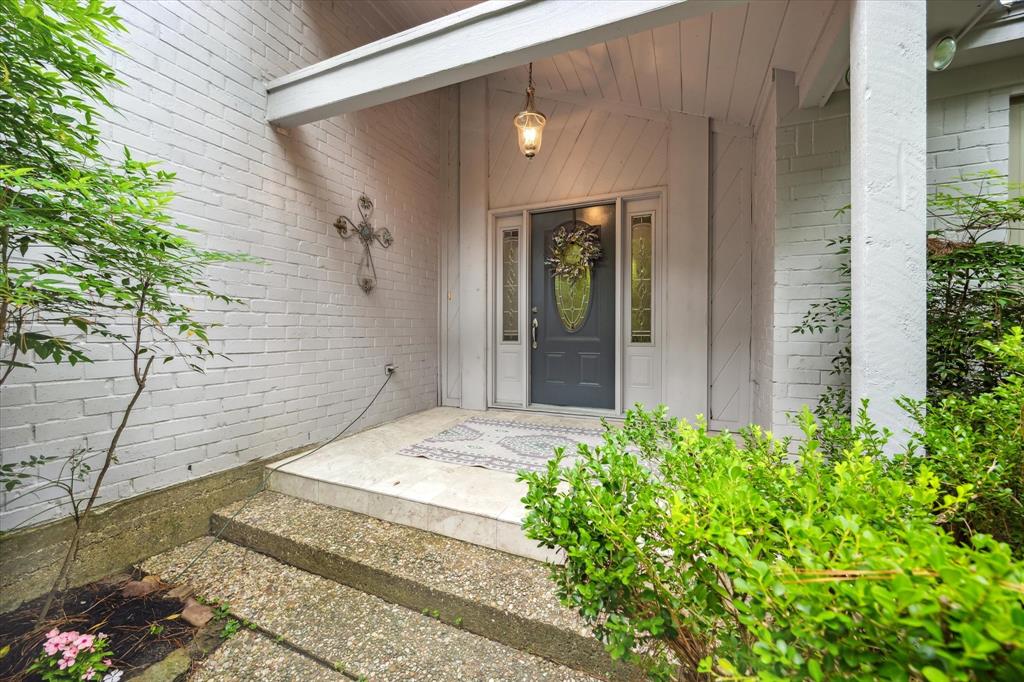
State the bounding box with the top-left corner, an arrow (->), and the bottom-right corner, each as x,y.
545,221 -> 602,280
546,221 -> 601,333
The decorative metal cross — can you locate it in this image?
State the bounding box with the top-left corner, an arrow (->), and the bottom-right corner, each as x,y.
333,194 -> 393,293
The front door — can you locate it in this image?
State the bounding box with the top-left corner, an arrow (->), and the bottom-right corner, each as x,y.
530,203 -> 616,409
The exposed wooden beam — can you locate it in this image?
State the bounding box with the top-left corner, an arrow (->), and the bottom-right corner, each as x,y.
797,0 -> 850,109
266,0 -> 733,127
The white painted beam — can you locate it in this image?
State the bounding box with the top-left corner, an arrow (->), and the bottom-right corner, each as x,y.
266,0 -> 731,127
849,0 -> 927,452
798,0 -> 850,109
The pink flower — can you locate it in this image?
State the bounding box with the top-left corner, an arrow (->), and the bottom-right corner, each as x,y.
58,658 -> 70,670
46,629 -> 60,639
83,667 -> 96,680
75,634 -> 95,650
44,641 -> 60,656
103,658 -> 112,666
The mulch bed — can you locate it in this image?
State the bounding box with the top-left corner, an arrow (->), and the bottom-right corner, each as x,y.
0,569 -> 198,681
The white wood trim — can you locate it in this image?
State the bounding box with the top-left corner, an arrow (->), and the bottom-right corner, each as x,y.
459,78 -> 489,410
439,85 -> 461,406
928,55 -> 1024,102
487,187 -> 667,416
665,111 -> 709,420
797,0 -> 850,109
266,0 -> 730,126
489,185 -> 666,214
614,195 -> 624,414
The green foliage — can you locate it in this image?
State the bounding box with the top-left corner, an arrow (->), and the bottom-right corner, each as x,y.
1,0 -> 254,622
0,0 -> 123,168
927,172 -> 1024,398
1,0 -> 251,384
521,406 -> 1024,680
896,328 -> 1024,553
219,619 -> 241,640
794,173 -> 1024,406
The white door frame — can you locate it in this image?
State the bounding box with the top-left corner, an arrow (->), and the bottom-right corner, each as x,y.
486,186 -> 666,417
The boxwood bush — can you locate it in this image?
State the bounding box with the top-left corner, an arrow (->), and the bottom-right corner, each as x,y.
520,332 -> 1024,681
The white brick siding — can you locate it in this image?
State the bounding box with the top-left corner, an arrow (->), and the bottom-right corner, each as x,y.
0,1 -> 443,530
773,90 -> 851,439
928,86 -> 1015,239
767,75 -> 1022,439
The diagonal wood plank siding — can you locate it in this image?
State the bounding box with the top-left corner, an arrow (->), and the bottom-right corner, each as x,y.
708,129 -> 753,429
488,90 -> 668,208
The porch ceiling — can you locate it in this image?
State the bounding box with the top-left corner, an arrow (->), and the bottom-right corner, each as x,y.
489,0 -> 842,129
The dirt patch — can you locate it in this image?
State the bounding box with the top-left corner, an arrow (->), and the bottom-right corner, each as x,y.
0,569 -> 199,681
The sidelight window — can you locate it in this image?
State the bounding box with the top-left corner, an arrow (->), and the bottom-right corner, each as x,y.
630,213 -> 653,343
501,229 -> 519,342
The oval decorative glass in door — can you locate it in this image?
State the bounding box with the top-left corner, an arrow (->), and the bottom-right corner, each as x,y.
545,220 -> 602,333
554,268 -> 591,332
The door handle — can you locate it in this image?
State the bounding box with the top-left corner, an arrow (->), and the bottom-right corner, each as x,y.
531,317 -> 538,349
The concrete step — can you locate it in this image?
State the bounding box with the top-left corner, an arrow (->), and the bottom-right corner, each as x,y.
190,629 -> 346,681
208,491 -> 639,681
144,536 -> 600,681
264,408 -> 563,563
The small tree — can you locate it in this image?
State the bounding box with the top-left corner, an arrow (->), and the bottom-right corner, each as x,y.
0,0 -> 250,622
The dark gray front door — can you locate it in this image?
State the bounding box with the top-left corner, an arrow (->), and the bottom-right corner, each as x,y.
530,203 -> 616,409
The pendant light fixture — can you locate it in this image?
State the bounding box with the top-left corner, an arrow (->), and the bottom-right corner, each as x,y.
513,63 -> 546,159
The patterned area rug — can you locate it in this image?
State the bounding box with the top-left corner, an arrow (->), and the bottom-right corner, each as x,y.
396,417 -> 606,474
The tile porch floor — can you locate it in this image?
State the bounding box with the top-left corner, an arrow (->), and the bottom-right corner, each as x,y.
268,407 -> 608,562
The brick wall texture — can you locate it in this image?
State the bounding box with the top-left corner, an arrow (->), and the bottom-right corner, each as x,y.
770,82 -> 1018,438
0,0 -> 442,529
2,1 -> 1020,527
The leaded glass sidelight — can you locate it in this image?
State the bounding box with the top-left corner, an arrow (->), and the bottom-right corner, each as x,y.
502,230 -> 519,342
630,214 -> 653,343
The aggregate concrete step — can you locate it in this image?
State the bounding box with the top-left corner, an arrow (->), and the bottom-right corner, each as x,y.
189,629 -> 346,681
208,491 -> 639,681
143,537 -> 599,681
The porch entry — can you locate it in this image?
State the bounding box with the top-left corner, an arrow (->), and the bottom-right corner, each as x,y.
530,203 -> 616,409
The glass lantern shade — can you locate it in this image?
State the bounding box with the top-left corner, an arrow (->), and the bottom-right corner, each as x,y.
514,90 -> 546,158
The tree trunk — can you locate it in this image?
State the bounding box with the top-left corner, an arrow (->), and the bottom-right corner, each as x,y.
35,356 -> 154,624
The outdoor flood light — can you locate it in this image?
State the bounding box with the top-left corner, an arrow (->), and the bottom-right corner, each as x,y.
514,62 -> 546,159
928,35 -> 957,71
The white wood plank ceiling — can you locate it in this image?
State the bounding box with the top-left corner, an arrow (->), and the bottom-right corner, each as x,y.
487,0 -> 839,128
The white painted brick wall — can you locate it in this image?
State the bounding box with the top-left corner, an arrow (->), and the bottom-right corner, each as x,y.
773,90 -> 851,439
0,1 -> 443,530
927,86 -> 1014,238
769,77 -> 1021,439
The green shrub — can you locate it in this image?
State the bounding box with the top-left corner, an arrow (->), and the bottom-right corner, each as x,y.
896,328 -> 1024,553
927,174 -> 1024,399
521,407 -> 1024,680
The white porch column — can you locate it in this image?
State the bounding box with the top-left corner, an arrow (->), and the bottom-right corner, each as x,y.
459,78 -> 488,410
849,1 -> 927,451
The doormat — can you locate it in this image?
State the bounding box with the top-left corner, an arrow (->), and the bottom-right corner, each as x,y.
395,417 -> 606,474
